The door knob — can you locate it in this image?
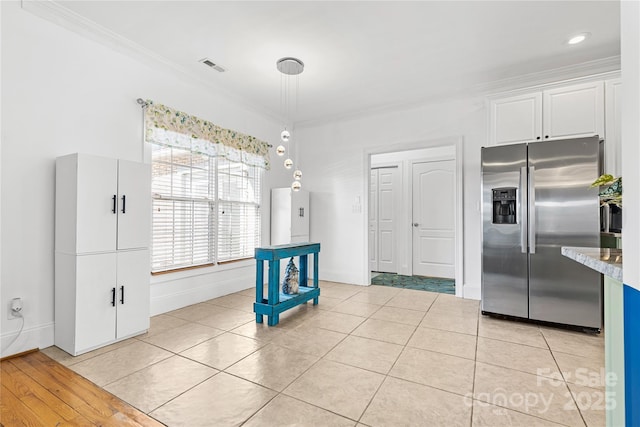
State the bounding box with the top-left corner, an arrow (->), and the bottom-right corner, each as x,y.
413,223 -> 419,227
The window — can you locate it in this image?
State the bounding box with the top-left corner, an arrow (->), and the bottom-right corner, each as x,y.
143,100 -> 269,273
151,143 -> 262,273
217,157 -> 261,262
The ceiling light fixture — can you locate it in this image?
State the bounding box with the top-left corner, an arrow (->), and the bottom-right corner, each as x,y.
276,57 -> 305,191
567,32 -> 591,45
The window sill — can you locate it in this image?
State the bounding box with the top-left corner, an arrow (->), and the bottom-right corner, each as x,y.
150,258 -> 255,284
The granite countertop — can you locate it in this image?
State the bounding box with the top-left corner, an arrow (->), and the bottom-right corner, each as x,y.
561,246 -> 623,282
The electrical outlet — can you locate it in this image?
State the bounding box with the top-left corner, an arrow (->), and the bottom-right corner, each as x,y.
8,298 -> 23,319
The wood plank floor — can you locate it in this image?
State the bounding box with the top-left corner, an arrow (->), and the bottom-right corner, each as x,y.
0,351 -> 165,426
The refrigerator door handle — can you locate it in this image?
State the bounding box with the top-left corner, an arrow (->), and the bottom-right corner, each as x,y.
529,166 -> 536,254
520,167 -> 527,253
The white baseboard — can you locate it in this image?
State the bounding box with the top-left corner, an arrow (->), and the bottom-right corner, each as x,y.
463,284 -> 481,300
320,270 -> 367,286
150,266 -> 255,316
1,321 -> 54,358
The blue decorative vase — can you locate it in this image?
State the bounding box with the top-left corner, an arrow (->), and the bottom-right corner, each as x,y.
282,257 -> 299,294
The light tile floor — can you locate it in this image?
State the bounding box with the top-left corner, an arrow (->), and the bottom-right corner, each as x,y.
43,281 -> 606,427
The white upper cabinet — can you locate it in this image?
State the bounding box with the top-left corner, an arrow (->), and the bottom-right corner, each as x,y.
56,153 -> 151,254
489,80 -> 605,146
117,159 -> 151,250
271,188 -> 310,245
542,81 -> 604,141
74,155 -> 119,253
290,189 -> 310,238
490,92 -> 542,146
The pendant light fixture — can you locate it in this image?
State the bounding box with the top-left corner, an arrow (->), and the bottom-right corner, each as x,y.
277,57 -> 304,191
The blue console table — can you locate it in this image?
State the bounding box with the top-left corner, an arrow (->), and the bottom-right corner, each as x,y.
254,242 -> 320,326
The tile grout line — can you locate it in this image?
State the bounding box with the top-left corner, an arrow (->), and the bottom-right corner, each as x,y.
91,338 -> 219,422
541,328 -> 590,427
470,308 -> 480,426
354,292 -> 438,424
472,324 -> 589,426
234,317 -> 357,425
265,285 -> 392,422
354,294 -> 419,424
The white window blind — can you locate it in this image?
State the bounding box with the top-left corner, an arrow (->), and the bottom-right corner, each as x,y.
151,143 -> 261,272
217,158 -> 261,262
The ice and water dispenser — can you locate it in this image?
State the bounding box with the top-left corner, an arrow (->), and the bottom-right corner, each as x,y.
492,187 -> 517,224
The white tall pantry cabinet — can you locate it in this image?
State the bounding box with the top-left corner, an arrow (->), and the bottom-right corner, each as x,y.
55,153 -> 151,356
271,188 -> 310,245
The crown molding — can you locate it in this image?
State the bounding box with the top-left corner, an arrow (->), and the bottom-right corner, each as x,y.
297,55 -> 621,129
474,55 -> 621,96
295,88 -> 477,129
20,0 -> 283,127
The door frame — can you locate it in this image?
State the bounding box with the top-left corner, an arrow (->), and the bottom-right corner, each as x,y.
363,136 -> 464,298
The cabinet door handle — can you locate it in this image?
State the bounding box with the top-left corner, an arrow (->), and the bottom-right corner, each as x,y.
299,207 -> 304,217
121,195 -> 126,214
545,135 -> 549,139
112,195 -> 117,214
536,136 -> 541,140
111,287 -> 116,307
120,286 -> 125,304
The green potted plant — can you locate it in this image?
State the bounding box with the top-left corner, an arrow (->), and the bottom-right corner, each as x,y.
592,174 -> 622,248
591,174 -> 622,207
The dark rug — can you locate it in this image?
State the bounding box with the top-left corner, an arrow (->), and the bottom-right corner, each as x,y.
371,273 -> 455,294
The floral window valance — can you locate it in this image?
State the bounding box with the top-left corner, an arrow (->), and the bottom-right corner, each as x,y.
144,100 -> 271,169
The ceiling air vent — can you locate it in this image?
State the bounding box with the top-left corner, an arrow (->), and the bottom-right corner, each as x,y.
199,58 -> 226,73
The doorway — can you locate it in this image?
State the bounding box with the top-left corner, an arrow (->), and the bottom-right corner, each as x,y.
366,139 -> 463,297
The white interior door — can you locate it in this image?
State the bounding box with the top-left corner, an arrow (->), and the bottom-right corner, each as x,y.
369,170 -> 378,272
412,160 -> 455,278
377,167 -> 398,273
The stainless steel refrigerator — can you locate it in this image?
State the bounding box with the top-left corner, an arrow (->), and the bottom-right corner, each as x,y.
481,136 -> 602,330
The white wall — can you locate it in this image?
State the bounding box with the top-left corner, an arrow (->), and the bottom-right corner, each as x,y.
297,98 -> 486,298
0,1 -> 288,356
621,0 -> 640,291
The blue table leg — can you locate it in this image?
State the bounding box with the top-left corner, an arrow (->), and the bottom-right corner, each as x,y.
255,260 -> 264,323
299,254 -> 308,288
268,260 -> 280,326
313,252 -> 319,305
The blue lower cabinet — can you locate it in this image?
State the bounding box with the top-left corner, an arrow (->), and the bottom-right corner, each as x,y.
624,284 -> 640,426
